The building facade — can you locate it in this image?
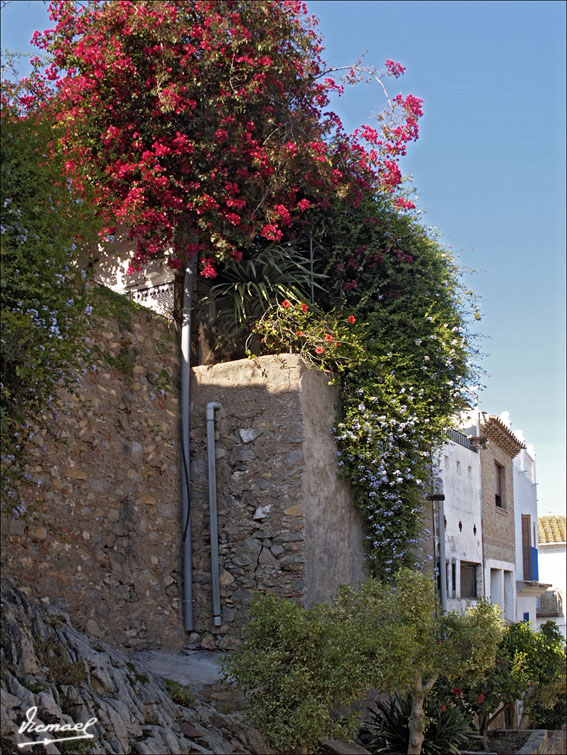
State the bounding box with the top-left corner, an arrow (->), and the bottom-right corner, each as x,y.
537,515 -> 567,639
514,449 -> 547,626
436,429 -> 484,613
439,411 -> 538,623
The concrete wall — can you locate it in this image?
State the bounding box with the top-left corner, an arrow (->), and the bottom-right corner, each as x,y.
1,300 -> 366,650
299,366 -> 367,606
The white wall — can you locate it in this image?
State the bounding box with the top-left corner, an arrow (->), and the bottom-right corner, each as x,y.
79,228 -> 175,317
485,558 -> 516,621
513,449 -> 540,625
439,437 -> 483,613
537,544 -> 567,639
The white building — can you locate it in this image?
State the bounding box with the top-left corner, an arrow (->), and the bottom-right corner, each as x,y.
513,449 -> 548,626
537,515 -> 567,639
437,429 -> 484,613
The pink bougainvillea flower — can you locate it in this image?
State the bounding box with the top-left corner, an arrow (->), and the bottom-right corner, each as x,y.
301,302 -> 309,312
385,59 -> 406,78
348,314 -> 356,324
200,257 -> 217,278
282,300 -> 291,309
315,346 -> 324,354
325,333 -> 333,342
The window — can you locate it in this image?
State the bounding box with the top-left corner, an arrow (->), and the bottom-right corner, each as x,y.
451,562 -> 457,597
494,462 -> 504,508
461,562 -> 478,598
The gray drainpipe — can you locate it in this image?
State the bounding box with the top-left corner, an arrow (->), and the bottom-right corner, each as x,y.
206,401 -> 222,627
438,496 -> 447,613
428,491 -> 447,614
180,259 -> 196,631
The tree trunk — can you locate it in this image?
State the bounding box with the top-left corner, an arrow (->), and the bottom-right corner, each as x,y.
478,712 -> 490,752
408,680 -> 426,755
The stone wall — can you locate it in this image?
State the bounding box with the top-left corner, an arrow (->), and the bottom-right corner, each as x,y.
1,299 -> 185,649
1,297 -> 366,650
188,354 -> 366,649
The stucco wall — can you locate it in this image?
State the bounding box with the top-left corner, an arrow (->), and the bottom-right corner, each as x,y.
299,367 -> 367,607
1,300 -> 365,650
440,438 -> 483,613
514,449 -> 541,625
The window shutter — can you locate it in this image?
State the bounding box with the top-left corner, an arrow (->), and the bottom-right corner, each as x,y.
522,514 -> 531,580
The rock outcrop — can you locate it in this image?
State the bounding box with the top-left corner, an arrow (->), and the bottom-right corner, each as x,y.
0,578 -> 271,754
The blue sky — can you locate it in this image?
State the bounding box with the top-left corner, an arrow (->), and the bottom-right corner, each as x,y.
2,1 -> 565,516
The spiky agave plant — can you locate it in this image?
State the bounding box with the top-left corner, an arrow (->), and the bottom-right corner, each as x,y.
359,693 -> 478,755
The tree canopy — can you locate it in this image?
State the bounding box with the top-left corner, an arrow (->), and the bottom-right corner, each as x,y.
31,0 -> 422,275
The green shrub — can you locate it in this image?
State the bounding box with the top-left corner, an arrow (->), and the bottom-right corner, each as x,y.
222,593 -> 365,752
1,75 -> 100,512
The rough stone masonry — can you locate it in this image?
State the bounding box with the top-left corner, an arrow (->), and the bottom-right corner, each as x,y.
1,301 -> 366,650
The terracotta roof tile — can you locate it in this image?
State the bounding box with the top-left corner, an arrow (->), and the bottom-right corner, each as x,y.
538,515 -> 566,545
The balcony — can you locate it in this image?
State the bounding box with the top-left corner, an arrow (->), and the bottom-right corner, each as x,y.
537,590 -> 563,618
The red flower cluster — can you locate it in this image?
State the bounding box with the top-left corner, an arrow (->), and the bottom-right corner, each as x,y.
385,59 -> 406,78
27,1 -> 423,276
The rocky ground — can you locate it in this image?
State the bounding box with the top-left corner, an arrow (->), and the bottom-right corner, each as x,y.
0,578 -> 272,754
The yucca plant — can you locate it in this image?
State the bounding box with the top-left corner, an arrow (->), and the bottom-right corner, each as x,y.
359,693 -> 478,755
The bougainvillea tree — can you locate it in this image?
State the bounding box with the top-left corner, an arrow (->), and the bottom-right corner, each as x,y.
31,0 -> 422,277
22,0 -> 478,576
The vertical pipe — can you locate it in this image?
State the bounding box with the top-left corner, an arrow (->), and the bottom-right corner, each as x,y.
438,498 -> 447,613
180,258 -> 196,631
206,401 -> 222,627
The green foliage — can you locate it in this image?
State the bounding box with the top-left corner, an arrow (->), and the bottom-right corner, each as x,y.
254,195 -> 479,576
1,84 -> 100,513
250,298 -> 365,378
224,572 -> 503,753
359,693 -> 478,755
332,570 -> 503,695
206,244 -> 324,325
197,243 -> 326,360
34,638 -> 87,686
164,679 -> 195,707
528,665 -> 567,729
222,592 -> 366,752
439,619 -> 566,736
